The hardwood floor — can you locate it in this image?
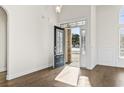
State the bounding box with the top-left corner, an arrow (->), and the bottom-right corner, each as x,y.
0,66 -> 72,87
0,71 -> 6,84
89,65 -> 124,87
1,65 -> 124,87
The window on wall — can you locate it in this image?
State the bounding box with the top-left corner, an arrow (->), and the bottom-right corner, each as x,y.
120,29 -> 124,57
119,7 -> 124,58
60,20 -> 86,28
119,7 -> 124,24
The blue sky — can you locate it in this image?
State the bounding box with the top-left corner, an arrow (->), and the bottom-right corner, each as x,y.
71,27 -> 80,34
119,7 -> 124,24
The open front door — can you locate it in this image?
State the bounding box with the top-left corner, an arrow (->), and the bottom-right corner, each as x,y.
54,26 -> 65,67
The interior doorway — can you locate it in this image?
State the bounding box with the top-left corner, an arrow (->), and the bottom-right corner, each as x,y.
0,7 -> 7,83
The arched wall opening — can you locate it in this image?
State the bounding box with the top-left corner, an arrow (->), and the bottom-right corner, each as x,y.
0,6 -> 7,82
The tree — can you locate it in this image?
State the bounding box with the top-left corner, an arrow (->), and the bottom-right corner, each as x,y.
72,34 -> 80,48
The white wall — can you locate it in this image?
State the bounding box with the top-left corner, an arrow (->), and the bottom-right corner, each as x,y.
0,7 -> 7,72
96,5 -> 124,67
59,5 -> 91,23
2,5 -> 57,80
90,6 -> 97,69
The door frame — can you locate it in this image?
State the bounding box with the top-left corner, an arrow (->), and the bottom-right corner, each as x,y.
60,18 -> 88,68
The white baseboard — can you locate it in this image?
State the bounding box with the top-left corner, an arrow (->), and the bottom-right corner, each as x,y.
0,66 -> 6,72
86,64 -> 97,70
6,65 -> 51,80
80,63 -> 97,70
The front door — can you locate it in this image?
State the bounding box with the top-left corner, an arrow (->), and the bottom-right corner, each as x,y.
54,26 -> 65,67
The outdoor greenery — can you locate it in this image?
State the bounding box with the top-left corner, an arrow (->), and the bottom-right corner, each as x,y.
72,34 -> 80,48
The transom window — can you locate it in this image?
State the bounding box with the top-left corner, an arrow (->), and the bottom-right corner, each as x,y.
119,7 -> 124,24
119,7 -> 124,58
60,20 -> 86,28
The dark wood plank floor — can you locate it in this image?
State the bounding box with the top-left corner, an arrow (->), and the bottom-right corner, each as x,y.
0,71 -> 6,84
1,65 -> 124,87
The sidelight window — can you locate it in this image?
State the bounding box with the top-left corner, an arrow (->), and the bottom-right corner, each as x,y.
119,7 -> 124,58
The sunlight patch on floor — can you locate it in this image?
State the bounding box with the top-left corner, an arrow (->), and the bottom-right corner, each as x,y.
77,76 -> 91,87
